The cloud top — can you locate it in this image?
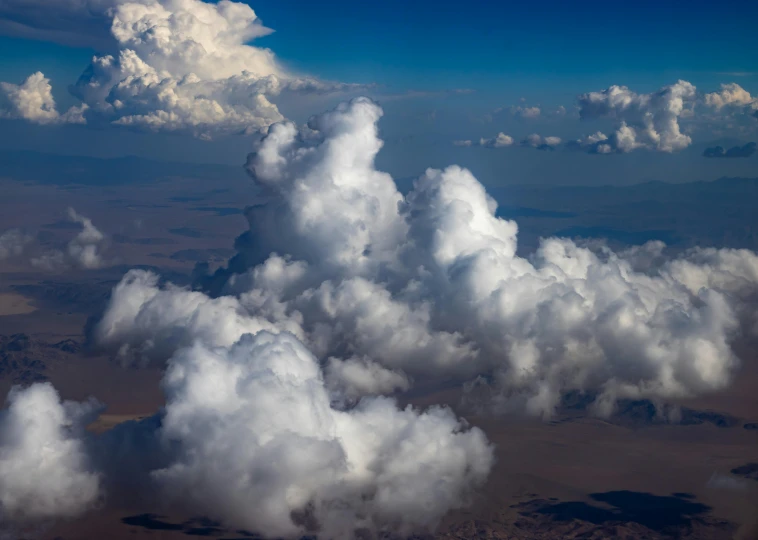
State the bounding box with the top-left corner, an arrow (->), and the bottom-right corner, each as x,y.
0,0 -> 363,138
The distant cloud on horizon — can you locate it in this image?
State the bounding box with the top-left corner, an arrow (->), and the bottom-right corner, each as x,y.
703,142 -> 756,158
0,0 -> 366,139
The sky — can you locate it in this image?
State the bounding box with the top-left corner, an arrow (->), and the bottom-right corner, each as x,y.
0,0 -> 757,185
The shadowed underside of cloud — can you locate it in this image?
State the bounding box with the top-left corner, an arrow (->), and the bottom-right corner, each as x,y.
703,142 -> 756,158
0,0 -> 364,138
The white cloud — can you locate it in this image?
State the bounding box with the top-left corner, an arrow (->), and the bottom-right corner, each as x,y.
325,356 -> 411,400
95,268 -> 298,365
491,105 -> 541,120
97,98 -> 758,424
705,83 -> 757,110
478,132 -> 514,148
0,0 -> 363,138
511,105 -> 541,119
570,131 -> 614,154
0,383 -> 101,522
521,133 -> 561,150
0,72 -> 87,125
153,332 -> 492,538
452,139 -> 473,146
577,80 -> 696,152
32,208 -> 108,270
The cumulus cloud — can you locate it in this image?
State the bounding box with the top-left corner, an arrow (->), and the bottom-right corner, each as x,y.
0,383 -> 101,523
479,132 -> 514,148
521,133 -> 561,150
578,80 -> 696,152
0,229 -> 32,260
95,98 -> 758,425
490,105 -> 541,120
569,131 -> 614,154
508,105 -> 540,119
703,142 -> 756,158
705,83 -> 757,110
0,72 -> 87,125
32,208 -> 108,270
325,356 -> 411,400
0,0 -> 363,138
153,333 -> 492,538
454,133 -> 514,148
43,310 -> 493,539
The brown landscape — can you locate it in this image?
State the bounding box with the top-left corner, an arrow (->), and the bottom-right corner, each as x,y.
1,165 -> 756,540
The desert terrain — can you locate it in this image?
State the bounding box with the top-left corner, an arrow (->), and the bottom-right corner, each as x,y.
0,156 -> 756,539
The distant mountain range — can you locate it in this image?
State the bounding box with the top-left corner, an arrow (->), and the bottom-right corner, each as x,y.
2,151 -> 757,252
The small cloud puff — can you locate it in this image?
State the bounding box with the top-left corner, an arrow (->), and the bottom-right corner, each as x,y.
31,208 -> 108,271
521,133 -> 561,150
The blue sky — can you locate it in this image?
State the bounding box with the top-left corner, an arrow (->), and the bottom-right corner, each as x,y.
0,0 -> 756,185
252,0 -> 758,92
5,0 -> 757,98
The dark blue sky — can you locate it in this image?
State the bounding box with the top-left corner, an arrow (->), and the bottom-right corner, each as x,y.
250,0 -> 758,93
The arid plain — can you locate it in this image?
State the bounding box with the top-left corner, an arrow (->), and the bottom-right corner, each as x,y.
1,157 -> 757,540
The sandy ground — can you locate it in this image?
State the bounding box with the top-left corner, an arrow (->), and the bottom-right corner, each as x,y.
0,292 -> 36,316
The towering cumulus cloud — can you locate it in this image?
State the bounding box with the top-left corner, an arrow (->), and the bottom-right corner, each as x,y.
0,0 -> 361,138
99,97 -> 758,422
577,80 -> 696,153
